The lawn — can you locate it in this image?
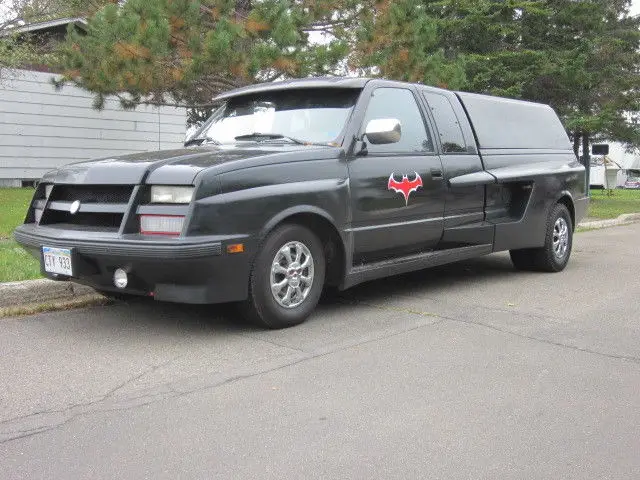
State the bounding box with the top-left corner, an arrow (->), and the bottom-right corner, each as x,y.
587,188 -> 640,219
0,187 -> 34,239
0,188 -> 41,282
0,240 -> 41,282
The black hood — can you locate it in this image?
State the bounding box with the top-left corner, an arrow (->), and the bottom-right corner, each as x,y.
41,145 -> 336,185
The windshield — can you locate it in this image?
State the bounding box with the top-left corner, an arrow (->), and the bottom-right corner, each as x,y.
191,88 -> 360,145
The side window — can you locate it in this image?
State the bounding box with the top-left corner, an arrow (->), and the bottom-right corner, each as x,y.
362,88 -> 434,154
422,92 -> 467,153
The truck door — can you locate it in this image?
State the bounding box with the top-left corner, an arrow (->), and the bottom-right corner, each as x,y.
347,87 -> 445,264
421,91 -> 492,247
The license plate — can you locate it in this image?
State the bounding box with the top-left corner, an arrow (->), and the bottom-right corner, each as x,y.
42,247 -> 73,276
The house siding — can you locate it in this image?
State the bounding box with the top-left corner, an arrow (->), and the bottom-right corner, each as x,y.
0,69 -> 186,186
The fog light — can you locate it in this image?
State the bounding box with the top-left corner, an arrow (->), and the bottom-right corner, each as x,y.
113,268 -> 128,289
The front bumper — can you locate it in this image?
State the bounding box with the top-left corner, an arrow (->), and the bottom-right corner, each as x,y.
14,224 -> 252,304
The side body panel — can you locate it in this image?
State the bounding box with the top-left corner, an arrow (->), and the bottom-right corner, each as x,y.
188,155 -> 351,238
344,82 -> 446,264
418,88 -> 493,248
482,153 -> 587,251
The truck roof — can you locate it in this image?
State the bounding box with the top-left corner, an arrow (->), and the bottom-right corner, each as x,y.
213,76 -> 571,152
213,77 -> 372,101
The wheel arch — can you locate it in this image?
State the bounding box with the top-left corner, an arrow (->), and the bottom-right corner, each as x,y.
555,191 -> 576,230
259,206 -> 347,288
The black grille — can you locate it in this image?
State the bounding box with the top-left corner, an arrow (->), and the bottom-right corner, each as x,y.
51,185 -> 133,204
40,184 -> 134,232
41,211 -> 122,232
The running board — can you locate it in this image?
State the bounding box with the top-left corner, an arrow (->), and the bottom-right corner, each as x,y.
341,244 -> 493,290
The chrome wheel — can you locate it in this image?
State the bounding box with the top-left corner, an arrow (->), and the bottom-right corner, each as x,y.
270,241 -> 314,309
553,217 -> 569,259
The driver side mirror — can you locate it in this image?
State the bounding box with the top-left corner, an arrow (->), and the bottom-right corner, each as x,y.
364,118 -> 402,145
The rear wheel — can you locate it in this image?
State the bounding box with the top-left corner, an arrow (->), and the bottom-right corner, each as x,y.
241,224 -> 325,329
510,203 -> 573,272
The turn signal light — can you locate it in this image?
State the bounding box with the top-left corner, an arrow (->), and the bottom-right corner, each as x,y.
140,215 -> 185,236
227,243 -> 244,254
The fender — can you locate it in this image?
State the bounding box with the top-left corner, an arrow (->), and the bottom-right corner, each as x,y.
258,205 -> 351,287
554,189 -> 574,205
554,189 -> 577,228
260,204 -> 342,242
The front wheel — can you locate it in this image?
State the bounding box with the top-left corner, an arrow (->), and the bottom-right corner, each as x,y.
241,224 -> 326,329
510,203 -> 573,272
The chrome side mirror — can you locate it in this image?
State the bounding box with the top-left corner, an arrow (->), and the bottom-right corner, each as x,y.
364,118 -> 402,145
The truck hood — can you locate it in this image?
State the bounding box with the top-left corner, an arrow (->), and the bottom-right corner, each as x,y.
42,144 -> 337,185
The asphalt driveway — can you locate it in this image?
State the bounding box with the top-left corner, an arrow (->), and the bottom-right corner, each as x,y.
1,224 -> 639,479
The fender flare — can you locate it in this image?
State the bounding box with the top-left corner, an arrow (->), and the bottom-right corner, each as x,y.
258,205 -> 342,242
554,189 -> 576,228
254,205 -> 350,285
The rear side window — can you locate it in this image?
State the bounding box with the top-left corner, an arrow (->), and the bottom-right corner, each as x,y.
422,92 -> 466,153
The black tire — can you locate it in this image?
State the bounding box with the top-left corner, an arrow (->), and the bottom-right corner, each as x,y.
509,203 -> 573,272
241,224 -> 326,329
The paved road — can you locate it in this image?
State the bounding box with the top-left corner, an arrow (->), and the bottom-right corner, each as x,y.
1,224 -> 639,479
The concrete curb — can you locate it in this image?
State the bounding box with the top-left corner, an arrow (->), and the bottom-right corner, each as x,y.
1,212 -> 639,309
577,212 -> 640,230
0,278 -> 96,309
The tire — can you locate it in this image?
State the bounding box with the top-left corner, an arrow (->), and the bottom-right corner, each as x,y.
509,203 -> 573,272
241,224 -> 326,329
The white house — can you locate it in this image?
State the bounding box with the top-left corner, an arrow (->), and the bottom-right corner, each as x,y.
0,68 -> 186,186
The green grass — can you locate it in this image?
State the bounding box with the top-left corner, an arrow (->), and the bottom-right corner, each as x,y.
0,240 -> 41,282
0,188 -> 42,282
0,187 -> 35,239
588,189 -> 640,219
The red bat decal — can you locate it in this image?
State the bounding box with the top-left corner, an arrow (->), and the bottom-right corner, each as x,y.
387,172 -> 423,205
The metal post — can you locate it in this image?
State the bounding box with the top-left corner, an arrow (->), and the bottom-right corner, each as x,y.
582,133 -> 590,196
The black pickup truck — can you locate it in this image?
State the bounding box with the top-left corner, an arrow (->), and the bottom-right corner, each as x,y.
15,77 -> 588,328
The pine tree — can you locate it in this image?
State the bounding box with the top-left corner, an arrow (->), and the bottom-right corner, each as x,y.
351,0 -> 466,89
349,0 -> 640,151
58,0 -> 351,121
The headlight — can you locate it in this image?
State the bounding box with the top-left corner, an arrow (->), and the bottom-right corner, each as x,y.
150,186 -> 194,204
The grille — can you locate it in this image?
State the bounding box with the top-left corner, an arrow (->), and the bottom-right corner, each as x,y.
40,185 -> 134,232
51,185 -> 133,204
43,211 -> 122,229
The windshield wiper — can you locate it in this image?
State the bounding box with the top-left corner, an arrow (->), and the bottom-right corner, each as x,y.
234,133 -> 307,145
184,136 -> 221,147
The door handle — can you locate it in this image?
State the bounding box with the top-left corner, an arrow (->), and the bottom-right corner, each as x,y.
430,168 -> 443,180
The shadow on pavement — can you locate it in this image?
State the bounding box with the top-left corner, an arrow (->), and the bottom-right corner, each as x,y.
78,253 -> 519,333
